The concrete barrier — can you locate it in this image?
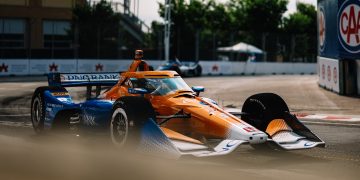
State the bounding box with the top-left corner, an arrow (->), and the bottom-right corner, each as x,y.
0,59 -> 317,76
199,61 -> 316,75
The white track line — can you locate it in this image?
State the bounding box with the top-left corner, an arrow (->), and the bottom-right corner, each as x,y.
301,120 -> 360,127
0,114 -> 30,117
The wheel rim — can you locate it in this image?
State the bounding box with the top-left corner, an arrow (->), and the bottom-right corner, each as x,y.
32,97 -> 41,127
110,108 -> 129,147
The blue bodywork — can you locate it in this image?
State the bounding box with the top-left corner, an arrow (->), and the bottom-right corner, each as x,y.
42,88 -> 114,130
41,72 -> 177,155
42,73 -> 118,130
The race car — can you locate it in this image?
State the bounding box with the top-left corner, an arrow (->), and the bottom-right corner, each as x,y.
157,59 -> 202,77
31,50 -> 324,158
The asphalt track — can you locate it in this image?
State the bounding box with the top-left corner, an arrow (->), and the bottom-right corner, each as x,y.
0,75 -> 359,180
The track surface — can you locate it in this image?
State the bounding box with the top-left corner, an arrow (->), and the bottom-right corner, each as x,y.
0,75 -> 359,180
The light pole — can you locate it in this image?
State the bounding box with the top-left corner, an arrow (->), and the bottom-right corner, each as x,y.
164,0 -> 171,60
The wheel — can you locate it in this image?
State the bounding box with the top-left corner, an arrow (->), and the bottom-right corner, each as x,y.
241,93 -> 289,150
171,66 -> 182,76
241,93 -> 289,132
31,86 -> 66,134
110,96 -> 155,147
148,65 -> 154,71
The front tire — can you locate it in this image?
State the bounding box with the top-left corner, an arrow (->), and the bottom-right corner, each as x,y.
110,96 -> 155,148
241,93 -> 289,150
241,93 -> 289,131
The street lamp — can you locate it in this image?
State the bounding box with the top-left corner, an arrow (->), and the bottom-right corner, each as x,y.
164,0 -> 171,60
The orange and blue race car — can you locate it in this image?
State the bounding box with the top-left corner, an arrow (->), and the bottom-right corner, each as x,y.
31,50 -> 325,158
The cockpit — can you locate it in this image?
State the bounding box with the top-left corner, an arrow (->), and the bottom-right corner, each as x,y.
130,77 -> 193,96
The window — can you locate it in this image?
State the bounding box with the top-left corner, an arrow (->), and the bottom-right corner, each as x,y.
43,20 -> 72,48
0,19 -> 25,48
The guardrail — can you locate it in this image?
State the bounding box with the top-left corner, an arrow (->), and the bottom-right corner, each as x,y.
0,59 -> 316,76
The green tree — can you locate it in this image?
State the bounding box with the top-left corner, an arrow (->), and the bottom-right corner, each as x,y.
283,3 -> 317,62
72,0 -> 121,58
205,1 -> 232,59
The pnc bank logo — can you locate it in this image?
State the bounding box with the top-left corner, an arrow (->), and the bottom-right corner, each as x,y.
338,0 -> 360,53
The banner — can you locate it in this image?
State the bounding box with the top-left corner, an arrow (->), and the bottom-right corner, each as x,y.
29,60 -> 77,74
0,59 -> 317,76
0,59 -> 29,76
317,56 -> 340,93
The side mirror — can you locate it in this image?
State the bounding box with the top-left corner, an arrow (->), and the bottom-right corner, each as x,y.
191,86 -> 205,96
128,88 -> 148,96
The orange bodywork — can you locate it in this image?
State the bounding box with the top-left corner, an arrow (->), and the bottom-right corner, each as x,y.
102,58 -> 262,143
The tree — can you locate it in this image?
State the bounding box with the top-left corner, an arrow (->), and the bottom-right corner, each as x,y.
283,3 -> 317,62
242,0 -> 288,32
72,0 -> 121,58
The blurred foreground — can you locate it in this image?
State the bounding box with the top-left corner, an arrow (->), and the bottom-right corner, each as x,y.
0,75 -> 359,180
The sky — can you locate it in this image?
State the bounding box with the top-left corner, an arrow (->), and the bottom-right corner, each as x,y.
133,0 -> 317,26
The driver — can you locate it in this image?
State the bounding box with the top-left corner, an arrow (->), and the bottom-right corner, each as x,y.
128,50 -> 150,72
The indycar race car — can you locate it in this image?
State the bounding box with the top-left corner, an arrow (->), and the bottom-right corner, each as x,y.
157,59 -> 202,77
31,50 -> 324,158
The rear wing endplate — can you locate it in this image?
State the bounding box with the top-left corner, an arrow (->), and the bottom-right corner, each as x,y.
48,73 -> 121,87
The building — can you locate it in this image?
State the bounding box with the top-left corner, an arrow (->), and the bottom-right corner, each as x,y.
0,0 -> 86,58
0,0 -> 149,59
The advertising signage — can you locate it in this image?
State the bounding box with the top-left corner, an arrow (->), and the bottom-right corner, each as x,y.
318,0 -> 360,59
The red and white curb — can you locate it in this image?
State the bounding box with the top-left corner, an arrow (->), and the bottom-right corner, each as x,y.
225,108 -> 360,125
296,114 -> 360,122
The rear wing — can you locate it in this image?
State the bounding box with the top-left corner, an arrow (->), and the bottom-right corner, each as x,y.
48,73 -> 121,87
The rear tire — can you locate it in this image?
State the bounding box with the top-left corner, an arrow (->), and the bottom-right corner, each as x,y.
110,96 -> 155,148
31,86 -> 66,134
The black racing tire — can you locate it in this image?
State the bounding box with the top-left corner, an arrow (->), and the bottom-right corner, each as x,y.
110,96 -> 155,148
241,93 -> 289,151
31,86 -> 66,134
148,66 -> 154,71
171,66 -> 182,76
241,93 -> 289,132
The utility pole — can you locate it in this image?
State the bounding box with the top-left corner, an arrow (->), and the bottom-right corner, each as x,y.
164,0 -> 171,60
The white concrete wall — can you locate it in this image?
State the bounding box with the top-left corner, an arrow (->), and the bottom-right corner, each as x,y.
199,61 -> 316,75
357,60 -> 360,95
0,59 -> 317,76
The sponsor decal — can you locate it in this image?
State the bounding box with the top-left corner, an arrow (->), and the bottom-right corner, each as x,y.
51,92 -> 69,96
338,0 -> 360,53
243,127 -> 256,132
46,103 -> 63,108
49,63 -> 58,72
60,73 -> 119,82
319,6 -> 326,51
83,113 -> 97,126
304,142 -> 315,147
222,140 -> 238,151
57,98 -> 70,102
212,64 -> 219,72
95,63 -> 103,72
249,99 -> 266,110
0,63 -> 8,72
